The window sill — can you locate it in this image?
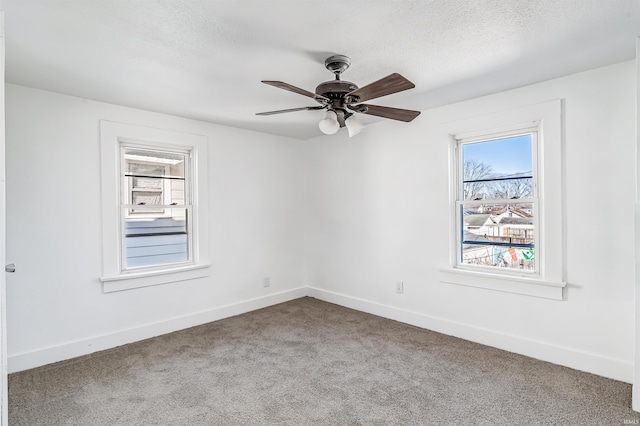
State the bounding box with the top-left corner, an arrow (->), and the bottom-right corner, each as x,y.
101,263 -> 211,293
438,268 -> 565,300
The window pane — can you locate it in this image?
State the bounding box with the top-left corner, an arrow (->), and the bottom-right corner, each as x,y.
131,191 -> 161,206
124,149 -> 186,178
123,147 -> 187,213
128,163 -> 166,181
461,203 -> 534,271
463,177 -> 533,201
123,207 -> 189,269
462,134 -> 533,200
121,145 -> 191,271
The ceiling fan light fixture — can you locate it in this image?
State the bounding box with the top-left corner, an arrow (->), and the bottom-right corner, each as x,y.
257,55 -> 421,136
319,110 -> 340,135
345,114 -> 364,138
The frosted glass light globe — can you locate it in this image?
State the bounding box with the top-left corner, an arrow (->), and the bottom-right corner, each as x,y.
319,110 -> 339,135
345,114 -> 364,138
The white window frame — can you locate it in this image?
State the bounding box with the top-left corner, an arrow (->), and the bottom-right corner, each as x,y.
438,100 -> 566,300
100,121 -> 210,293
455,127 -> 539,275
120,142 -> 192,271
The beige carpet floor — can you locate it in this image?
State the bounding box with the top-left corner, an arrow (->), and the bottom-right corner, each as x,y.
9,297 -> 640,425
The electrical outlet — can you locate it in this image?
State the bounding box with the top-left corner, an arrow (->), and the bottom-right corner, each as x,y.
396,281 -> 403,294
263,276 -> 271,288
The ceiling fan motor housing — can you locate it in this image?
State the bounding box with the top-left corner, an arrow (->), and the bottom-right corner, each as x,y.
315,80 -> 360,106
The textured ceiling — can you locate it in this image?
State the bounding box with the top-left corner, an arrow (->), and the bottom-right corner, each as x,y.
1,0 -> 639,139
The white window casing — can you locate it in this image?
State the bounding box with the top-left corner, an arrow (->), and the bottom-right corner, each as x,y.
438,100 -> 566,300
100,121 -> 210,293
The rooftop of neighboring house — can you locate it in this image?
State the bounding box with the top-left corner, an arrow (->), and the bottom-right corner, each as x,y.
463,214 -> 493,227
463,211 -> 534,227
499,216 -> 533,225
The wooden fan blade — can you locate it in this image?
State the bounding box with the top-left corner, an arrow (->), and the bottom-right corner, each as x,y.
256,106 -> 326,116
346,73 -> 415,103
351,104 -> 421,122
261,81 -> 329,102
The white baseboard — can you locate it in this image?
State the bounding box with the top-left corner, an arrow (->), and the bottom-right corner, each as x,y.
8,287 -> 308,373
10,285 -> 633,385
307,287 -> 633,384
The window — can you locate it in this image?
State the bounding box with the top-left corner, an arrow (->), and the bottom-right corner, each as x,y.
121,145 -> 190,270
438,100 -> 565,300
100,121 -> 210,292
456,131 -> 537,273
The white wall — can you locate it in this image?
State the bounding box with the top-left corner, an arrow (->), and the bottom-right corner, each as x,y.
5,84 -> 307,371
5,61 -> 637,384
305,61 -> 637,383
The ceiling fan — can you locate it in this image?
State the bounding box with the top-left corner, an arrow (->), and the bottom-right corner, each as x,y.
256,55 -> 421,137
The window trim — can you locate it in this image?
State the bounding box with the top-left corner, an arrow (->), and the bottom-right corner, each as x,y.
100,121 -> 210,293
439,100 -> 566,300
